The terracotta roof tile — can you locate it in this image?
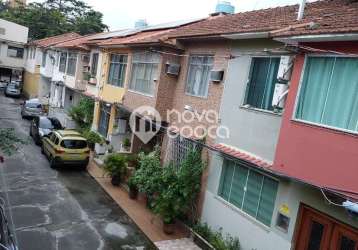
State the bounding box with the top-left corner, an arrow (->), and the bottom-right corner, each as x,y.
54,33 -> 102,51
169,0 -> 358,39
212,143 -> 273,169
29,32 -> 82,48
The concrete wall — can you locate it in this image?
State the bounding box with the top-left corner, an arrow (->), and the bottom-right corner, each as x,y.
25,47 -> 42,74
202,153 -> 358,250
0,43 -> 26,69
40,50 -> 55,78
218,39 -> 284,162
0,19 -> 28,44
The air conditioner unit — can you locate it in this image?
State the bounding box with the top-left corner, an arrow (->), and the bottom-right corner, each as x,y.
272,82 -> 289,108
166,63 -> 180,76
210,70 -> 224,83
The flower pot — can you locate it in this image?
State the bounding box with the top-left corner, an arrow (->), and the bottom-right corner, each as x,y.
129,186 -> 138,199
163,221 -> 175,235
111,174 -> 121,186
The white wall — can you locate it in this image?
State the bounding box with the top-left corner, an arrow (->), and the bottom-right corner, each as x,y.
40,50 -> 55,78
25,47 -> 42,73
0,19 -> 28,44
0,43 -> 26,69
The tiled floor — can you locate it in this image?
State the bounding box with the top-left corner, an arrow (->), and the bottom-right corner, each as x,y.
87,160 -> 200,249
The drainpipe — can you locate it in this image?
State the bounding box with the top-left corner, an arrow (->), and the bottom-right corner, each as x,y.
297,0 -> 306,21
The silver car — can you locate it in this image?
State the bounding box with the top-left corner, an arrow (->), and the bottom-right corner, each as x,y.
21,99 -> 43,119
4,83 -> 21,98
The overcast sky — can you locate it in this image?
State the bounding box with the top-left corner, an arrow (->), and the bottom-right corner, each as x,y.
29,0 -> 310,31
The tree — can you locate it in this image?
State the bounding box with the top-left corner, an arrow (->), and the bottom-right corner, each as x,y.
0,128 -> 27,157
0,0 -> 108,40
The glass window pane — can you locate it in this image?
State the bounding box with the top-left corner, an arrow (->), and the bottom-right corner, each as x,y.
229,165 -> 248,209
340,236 -> 356,250
242,171 -> 263,217
307,221 -> 324,250
245,57 -> 280,110
186,55 -> 213,97
256,177 -> 278,226
219,161 -> 235,201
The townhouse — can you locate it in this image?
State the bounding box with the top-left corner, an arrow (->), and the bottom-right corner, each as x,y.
164,1 -> 358,249
0,19 -> 28,88
24,33 -> 82,100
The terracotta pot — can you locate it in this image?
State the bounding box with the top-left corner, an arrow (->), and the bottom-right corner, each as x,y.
111,174 -> 121,186
163,221 -> 175,235
129,186 -> 138,199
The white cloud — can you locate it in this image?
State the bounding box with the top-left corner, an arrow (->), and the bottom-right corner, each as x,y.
28,0 -> 311,31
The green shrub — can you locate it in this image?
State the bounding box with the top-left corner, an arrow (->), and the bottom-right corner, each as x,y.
103,153 -> 127,177
82,130 -> 104,146
193,223 -> 240,250
123,138 -> 131,148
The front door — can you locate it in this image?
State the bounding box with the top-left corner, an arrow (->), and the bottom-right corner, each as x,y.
295,205 -> 358,250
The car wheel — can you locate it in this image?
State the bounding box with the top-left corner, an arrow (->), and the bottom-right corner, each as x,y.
49,156 -> 56,169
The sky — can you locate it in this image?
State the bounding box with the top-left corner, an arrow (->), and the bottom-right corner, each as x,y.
28,0 -> 310,31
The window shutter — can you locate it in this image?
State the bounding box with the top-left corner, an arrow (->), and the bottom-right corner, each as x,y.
256,177 -> 278,226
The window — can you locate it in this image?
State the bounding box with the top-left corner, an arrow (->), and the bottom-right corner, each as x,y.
295,56 -> 358,133
129,52 -> 160,95
59,52 -> 67,73
66,53 -> 77,76
219,160 -> 278,226
7,46 -> 24,58
245,57 -> 280,111
42,51 -> 47,67
108,54 -> 127,87
61,140 -> 87,149
186,55 -> 214,97
91,53 -> 99,76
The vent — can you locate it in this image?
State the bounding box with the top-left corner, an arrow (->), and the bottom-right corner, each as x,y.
166,63 -> 180,76
210,70 -> 224,83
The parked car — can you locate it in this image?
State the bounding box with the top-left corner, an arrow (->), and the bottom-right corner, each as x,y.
0,81 -> 8,90
4,83 -> 21,98
30,116 -> 63,145
41,130 -> 90,169
21,99 -> 43,119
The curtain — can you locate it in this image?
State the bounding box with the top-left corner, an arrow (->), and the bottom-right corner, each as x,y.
186,56 -> 213,97
296,57 -> 358,132
246,57 -> 280,111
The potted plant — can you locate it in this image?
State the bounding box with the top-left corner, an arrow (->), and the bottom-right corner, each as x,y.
127,176 -> 138,199
82,130 -> 103,150
103,153 -> 127,186
122,138 -> 131,151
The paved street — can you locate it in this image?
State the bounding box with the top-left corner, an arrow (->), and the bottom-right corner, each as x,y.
0,93 -> 156,250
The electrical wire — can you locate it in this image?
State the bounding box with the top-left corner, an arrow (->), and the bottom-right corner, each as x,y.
320,188 -> 355,207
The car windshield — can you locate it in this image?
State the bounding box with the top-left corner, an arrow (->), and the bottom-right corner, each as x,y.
39,118 -> 62,129
26,102 -> 42,108
61,140 -> 87,149
8,84 -> 17,89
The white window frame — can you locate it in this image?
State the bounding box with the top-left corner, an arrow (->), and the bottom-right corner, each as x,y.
185,54 -> 214,98
66,53 -> 77,76
107,53 -> 128,87
292,54 -> 358,135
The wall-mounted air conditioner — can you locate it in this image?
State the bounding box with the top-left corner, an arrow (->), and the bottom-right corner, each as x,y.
166,63 -> 180,76
272,82 -> 289,108
210,70 -> 224,83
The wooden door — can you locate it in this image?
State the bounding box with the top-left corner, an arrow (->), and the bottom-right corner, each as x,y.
295,205 -> 358,250
296,206 -> 333,250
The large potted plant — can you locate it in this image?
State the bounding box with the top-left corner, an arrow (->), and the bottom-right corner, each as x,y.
103,153 -> 127,186
82,130 -> 103,150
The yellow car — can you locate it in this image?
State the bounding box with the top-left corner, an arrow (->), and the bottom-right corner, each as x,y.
41,130 -> 90,169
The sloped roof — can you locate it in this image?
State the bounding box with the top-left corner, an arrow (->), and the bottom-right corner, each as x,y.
54,33 -> 102,51
169,0 -> 358,39
29,32 -> 82,48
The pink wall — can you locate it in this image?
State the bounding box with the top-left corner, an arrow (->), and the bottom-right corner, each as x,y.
273,42 -> 358,194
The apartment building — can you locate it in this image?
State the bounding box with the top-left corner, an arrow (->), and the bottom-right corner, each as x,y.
0,19 -> 28,87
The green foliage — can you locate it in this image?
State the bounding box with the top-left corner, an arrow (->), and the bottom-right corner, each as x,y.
193,223 -> 240,250
131,149 -> 162,195
0,0 -> 108,40
103,153 -> 127,177
127,176 -> 137,189
123,138 -> 131,148
0,128 -> 28,156
153,149 -> 205,224
81,129 -> 104,145
68,97 -> 94,130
